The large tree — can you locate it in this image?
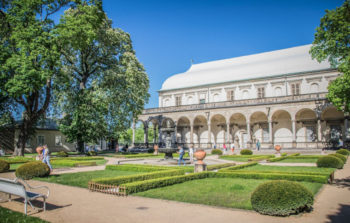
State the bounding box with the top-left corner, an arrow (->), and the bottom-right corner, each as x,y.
54,1 -> 149,152
310,0 -> 350,113
0,0 -> 71,155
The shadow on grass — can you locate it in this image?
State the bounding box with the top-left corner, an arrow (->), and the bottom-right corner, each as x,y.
326,204 -> 350,223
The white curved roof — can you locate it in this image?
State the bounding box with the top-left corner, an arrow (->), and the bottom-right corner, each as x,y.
160,44 -> 332,91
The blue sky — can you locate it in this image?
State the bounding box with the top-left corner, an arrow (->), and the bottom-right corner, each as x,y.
101,0 -> 344,108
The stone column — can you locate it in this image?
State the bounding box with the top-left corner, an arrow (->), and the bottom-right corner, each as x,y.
144,125 -> 148,144
153,125 -> 157,144
268,120 -> 273,143
344,117 -> 349,140
132,119 -> 136,147
207,121 -> 212,148
190,122 -> 194,144
174,122 -> 178,144
317,119 -> 322,141
247,121 -> 251,140
226,122 -> 230,143
292,119 -> 296,146
158,124 -> 162,145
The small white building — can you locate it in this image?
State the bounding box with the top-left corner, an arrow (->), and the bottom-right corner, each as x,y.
137,45 -> 346,149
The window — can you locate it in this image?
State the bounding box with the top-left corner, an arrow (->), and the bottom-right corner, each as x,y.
291,83 -> 300,95
242,90 -> 249,99
310,83 -> 319,93
55,135 -> 62,146
306,126 -> 316,142
187,96 -> 193,104
37,136 -> 45,146
175,96 -> 182,106
200,99 -> 206,104
227,90 -> 234,101
163,99 -> 170,107
274,87 -> 282,96
257,87 -> 265,98
25,138 -> 31,147
262,128 -> 269,142
213,93 -> 219,102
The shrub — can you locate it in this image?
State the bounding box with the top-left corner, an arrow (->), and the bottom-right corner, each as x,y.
206,163 -> 235,171
211,149 -> 223,155
86,151 -> 97,156
148,148 -> 155,153
122,172 -> 209,194
211,171 -> 328,183
268,156 -> 287,162
0,159 -> 10,173
106,164 -> 168,172
218,162 -> 258,171
281,152 -> 287,157
240,149 -> 253,155
74,162 -> 97,167
329,153 -> 347,163
92,169 -> 185,185
317,155 -> 344,169
251,180 -> 313,216
56,151 -> 68,157
51,160 -> 97,167
0,157 -> 34,164
289,153 -> 300,157
15,162 -> 50,180
336,149 -> 350,156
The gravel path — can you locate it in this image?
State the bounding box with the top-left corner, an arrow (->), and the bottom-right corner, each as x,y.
0,158 -> 349,223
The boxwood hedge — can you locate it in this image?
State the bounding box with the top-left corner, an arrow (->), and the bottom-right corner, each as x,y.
206,163 -> 235,171
15,162 -> 50,180
329,153 -> 347,163
336,149 -> 350,156
240,149 -> 253,155
218,162 -> 258,172
251,180 -> 313,216
317,155 -> 344,169
0,159 -> 10,173
211,149 -> 223,155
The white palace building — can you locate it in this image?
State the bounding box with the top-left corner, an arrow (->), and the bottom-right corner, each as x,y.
136,44 -> 347,150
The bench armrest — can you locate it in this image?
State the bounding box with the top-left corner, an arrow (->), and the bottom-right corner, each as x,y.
16,178 -> 50,198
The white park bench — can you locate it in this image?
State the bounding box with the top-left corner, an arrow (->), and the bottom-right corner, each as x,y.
0,177 -> 49,215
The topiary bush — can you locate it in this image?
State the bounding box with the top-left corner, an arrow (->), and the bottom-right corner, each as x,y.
316,155 -> 344,169
329,153 -> 347,163
240,149 -> 253,155
211,149 -> 223,155
15,161 -> 50,180
0,159 -> 10,173
86,151 -> 97,156
148,148 -> 155,153
56,151 -> 68,157
336,149 -> 350,156
251,180 -> 313,216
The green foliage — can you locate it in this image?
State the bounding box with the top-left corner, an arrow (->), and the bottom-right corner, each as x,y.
15,161 -> 50,180
218,162 -> 258,171
329,153 -> 347,163
317,155 -> 344,169
268,156 -> 287,162
206,163 -> 235,171
86,151 -> 97,156
147,148 -> 155,153
122,172 -> 209,194
0,159 -> 10,173
0,156 -> 34,164
92,169 -> 185,186
240,149 -> 253,155
56,151 -> 69,157
211,149 -> 223,155
251,180 -> 313,216
113,153 -> 158,159
51,160 -> 97,167
311,0 -> 350,113
0,206 -> 49,223
289,153 -> 300,157
336,149 -> 350,156
281,152 -> 287,157
105,164 -> 169,172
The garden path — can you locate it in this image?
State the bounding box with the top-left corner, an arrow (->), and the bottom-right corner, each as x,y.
0,160 -> 349,222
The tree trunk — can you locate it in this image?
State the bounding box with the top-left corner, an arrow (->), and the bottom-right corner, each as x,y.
13,117 -> 32,156
77,134 -> 84,153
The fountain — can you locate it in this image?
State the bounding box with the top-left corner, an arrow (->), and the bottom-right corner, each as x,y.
158,120 -> 178,159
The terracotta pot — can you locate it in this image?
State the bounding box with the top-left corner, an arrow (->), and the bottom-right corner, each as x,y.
274,145 -> 281,152
194,149 -> 206,164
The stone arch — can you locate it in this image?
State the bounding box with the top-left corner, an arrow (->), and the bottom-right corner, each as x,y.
321,106 -> 344,143
193,115 -> 210,146
229,113 -> 247,149
211,114 -> 227,145
272,110 -> 292,143
250,111 -> 268,143
177,116 -> 191,143
295,108 -> 317,142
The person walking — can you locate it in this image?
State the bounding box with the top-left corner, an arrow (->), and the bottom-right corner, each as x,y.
230,142 -> 235,154
178,145 -> 186,166
42,145 -> 53,172
256,140 -> 261,151
189,144 -> 194,164
223,143 -> 227,154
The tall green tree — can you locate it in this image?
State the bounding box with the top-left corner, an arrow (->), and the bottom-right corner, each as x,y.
0,0 -> 71,155
310,0 -> 350,113
54,1 -> 149,152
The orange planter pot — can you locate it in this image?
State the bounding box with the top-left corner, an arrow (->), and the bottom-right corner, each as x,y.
194,150 -> 206,164
274,145 -> 281,152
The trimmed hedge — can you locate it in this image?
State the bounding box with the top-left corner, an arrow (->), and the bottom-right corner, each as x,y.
56,151 -> 68,157
114,154 -> 156,159
289,153 -> 300,157
286,155 -> 323,159
229,170 -> 333,177
336,149 -> 350,156
0,157 -> 34,164
51,160 -> 97,167
317,155 -> 344,169
206,163 -> 235,171
210,171 -> 328,183
122,172 -> 209,194
15,162 -> 50,180
281,153 -> 288,157
106,164 -> 169,172
92,169 -> 185,185
0,159 -> 10,173
218,162 -> 258,172
248,156 -> 273,161
86,151 -> 97,156
329,153 -> 347,163
51,156 -> 104,161
251,180 -> 313,216
211,149 -> 223,155
267,156 -> 287,162
240,149 -> 253,155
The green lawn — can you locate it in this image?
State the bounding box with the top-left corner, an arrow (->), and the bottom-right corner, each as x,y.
239,164 -> 334,175
277,158 -> 319,163
220,155 -> 273,162
0,206 -> 49,223
135,178 -> 322,210
35,170 -> 139,188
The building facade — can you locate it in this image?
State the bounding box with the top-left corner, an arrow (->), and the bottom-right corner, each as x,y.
136,45 -> 348,149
